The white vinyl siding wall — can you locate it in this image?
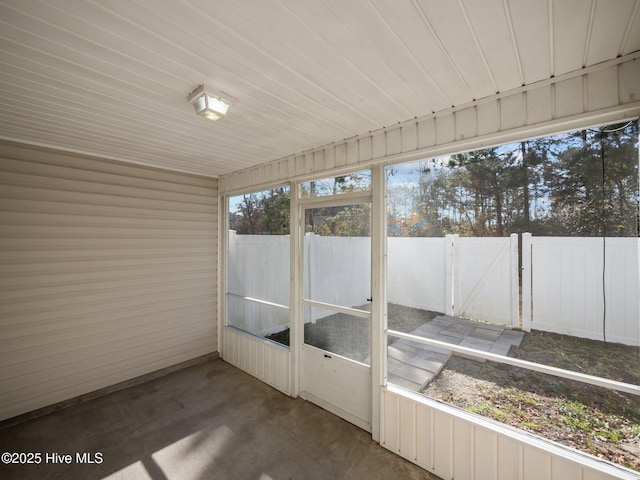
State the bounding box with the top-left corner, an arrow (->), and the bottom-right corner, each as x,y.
0,142 -> 218,421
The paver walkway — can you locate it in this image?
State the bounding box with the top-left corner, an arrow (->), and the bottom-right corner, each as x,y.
388,315 -> 524,391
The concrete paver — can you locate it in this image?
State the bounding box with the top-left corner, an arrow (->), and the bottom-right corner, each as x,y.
389,316 -> 525,392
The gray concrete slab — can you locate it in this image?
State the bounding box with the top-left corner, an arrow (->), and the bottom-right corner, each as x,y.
389,343 -> 450,372
472,328 -> 503,341
0,359 -> 438,480
391,364 -> 436,386
390,316 -> 525,391
500,330 -> 526,344
387,374 -> 422,392
459,336 -> 495,352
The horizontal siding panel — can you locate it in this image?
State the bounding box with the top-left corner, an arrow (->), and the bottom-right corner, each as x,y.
1,257 -> 213,276
1,291 -> 214,329
0,236 -> 216,250
0,323 -> 216,385
0,304 -> 215,353
0,143 -> 216,188
0,278 -> 214,315
0,270 -> 213,301
1,333 -> 215,407
0,143 -> 217,421
0,337 -> 215,420
0,246 -> 215,265
0,183 -> 216,214
0,262 -> 214,289
0,224 -> 216,239
2,299 -> 216,340
0,165 -> 216,205
0,211 -> 215,230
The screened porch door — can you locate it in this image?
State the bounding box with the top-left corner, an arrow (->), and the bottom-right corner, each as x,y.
298,200 -> 372,432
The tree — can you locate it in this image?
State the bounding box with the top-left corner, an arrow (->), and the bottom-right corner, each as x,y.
261,188 -> 290,235
230,188 -> 290,235
447,147 -> 523,236
545,123 -> 639,236
302,172 -> 372,237
386,120 -> 638,238
305,204 -> 370,237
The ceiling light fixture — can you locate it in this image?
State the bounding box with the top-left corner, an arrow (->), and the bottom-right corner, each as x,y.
187,85 -> 236,121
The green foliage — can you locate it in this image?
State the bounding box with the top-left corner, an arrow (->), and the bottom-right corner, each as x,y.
229,187 -> 290,234
305,204 -> 370,237
467,402 -> 507,422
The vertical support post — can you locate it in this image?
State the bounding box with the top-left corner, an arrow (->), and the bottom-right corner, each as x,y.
289,181 -> 300,397
305,232 -> 316,323
445,234 -> 457,316
371,164 -> 386,443
218,195 -> 229,358
521,233 -> 532,332
509,233 -> 519,327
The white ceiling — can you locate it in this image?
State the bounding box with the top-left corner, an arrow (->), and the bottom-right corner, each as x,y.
1,0 -> 639,177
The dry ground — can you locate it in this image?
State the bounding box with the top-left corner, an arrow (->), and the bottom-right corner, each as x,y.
424,331 -> 640,472
266,305 -> 639,471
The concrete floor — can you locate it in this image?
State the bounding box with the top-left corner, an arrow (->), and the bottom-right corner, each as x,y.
0,358 -> 440,480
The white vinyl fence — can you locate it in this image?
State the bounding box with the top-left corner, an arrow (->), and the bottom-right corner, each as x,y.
522,234 -> 639,346
227,231 -> 290,336
304,233 -> 371,320
387,234 -> 518,326
228,232 -> 639,346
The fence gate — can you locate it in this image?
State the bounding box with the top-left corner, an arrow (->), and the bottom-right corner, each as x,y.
451,234 -> 519,327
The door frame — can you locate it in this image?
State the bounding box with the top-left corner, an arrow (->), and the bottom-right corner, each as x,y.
289,166 -> 385,441
299,195 -> 372,431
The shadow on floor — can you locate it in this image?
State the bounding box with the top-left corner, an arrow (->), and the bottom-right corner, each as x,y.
0,358 -> 439,480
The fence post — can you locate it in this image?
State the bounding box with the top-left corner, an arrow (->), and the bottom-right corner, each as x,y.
228,230 -> 237,295
305,232 -> 315,322
445,234 -> 457,316
521,233 -> 532,332
510,233 -> 519,327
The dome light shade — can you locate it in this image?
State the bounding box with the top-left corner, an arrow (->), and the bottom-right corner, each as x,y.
188,85 -> 236,121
